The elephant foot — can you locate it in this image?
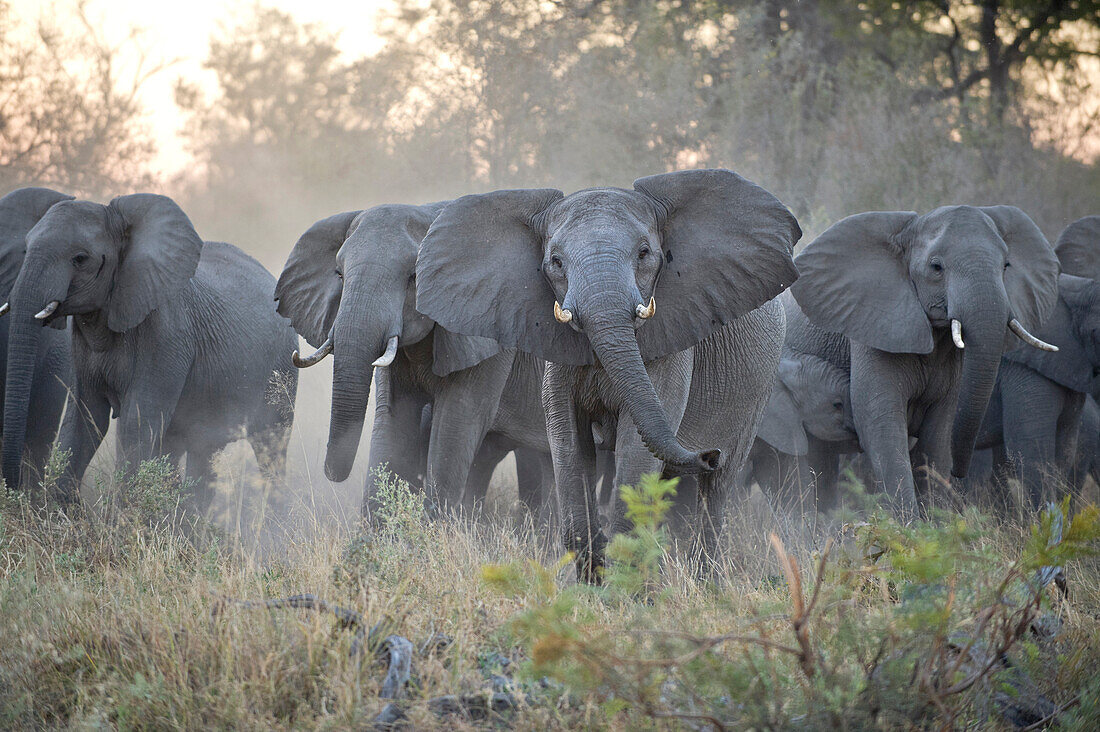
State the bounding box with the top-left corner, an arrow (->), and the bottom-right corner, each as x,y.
563,524 -> 608,585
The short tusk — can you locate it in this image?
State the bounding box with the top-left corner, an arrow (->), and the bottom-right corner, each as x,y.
0,302 -> 8,317
372,335 -> 399,367
292,334 -> 333,368
554,300 -> 572,324
950,319 -> 964,349
635,295 -> 656,320
34,300 -> 59,320
1009,318 -> 1058,352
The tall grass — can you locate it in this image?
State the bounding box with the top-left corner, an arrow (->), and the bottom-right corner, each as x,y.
1,461 -> 1098,729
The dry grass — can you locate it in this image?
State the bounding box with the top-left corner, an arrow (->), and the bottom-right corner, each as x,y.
0,460 -> 1098,730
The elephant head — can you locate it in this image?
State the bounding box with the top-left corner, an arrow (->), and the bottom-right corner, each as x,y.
274,203 -> 502,482
416,169 -> 801,473
1054,215 -> 1100,280
2,193 -> 203,488
790,205 -> 1060,478
1003,274 -> 1100,392
757,354 -> 854,456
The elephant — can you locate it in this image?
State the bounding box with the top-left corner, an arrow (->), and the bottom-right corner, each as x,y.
975,274 -> 1100,507
1053,215 -> 1100,280
1070,394 -> 1100,494
788,205 -> 1060,516
744,297 -> 858,518
0,187 -> 75,487
2,193 -> 298,512
274,204 -> 552,518
415,169 -> 801,580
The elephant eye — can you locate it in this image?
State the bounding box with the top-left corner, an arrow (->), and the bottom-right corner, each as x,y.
71,253 -> 89,267
929,260 -> 943,273
550,254 -> 563,269
638,246 -> 651,260
334,269 -> 343,279
1004,261 -> 1011,270
832,401 -> 844,410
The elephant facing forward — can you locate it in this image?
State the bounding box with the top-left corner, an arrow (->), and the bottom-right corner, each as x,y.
416,169 -> 801,580
0,187 -> 75,487
2,194 -> 298,511
788,205 -> 1060,516
275,204 -> 551,518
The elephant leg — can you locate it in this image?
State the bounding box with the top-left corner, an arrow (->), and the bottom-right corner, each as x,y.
184,445 -> 217,516
850,346 -> 917,517
544,362 -> 602,583
364,365 -> 427,518
1055,390 -> 1085,482
514,446 -> 549,517
912,395 -> 954,507
806,437 -> 841,514
1001,365 -> 1064,510
425,352 -> 513,514
464,433 -> 511,515
54,386 -> 110,508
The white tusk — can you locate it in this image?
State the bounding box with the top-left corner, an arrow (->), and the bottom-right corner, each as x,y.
292,335 -> 333,368
1008,318 -> 1058,352
635,295 -> 656,320
554,300 -> 572,324
0,302 -> 8,317
372,335 -> 399,366
34,300 -> 59,320
951,319 -> 964,349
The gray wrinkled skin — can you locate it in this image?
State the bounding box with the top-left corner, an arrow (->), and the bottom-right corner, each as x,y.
0,188 -> 75,487
977,274 -> 1100,507
275,204 -> 551,519
2,194 -> 297,512
788,205 -> 1059,517
416,170 -> 801,581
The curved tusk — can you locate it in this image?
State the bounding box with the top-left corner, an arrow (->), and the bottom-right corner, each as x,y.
635,295 -> 656,320
292,335 -> 333,368
1008,318 -> 1058,352
0,302 -> 9,317
372,335 -> 399,367
554,300 -> 573,324
34,300 -> 59,320
950,319 -> 964,349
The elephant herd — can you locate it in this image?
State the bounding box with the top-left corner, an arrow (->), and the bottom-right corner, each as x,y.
0,172 -> 1096,580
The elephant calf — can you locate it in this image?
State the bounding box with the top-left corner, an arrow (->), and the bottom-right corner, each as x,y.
2,194 -> 298,512
745,297 -> 858,518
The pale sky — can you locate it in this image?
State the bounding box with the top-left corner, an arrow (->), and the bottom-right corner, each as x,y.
10,0 -> 395,174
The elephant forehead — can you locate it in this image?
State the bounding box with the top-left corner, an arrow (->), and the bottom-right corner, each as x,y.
920,206 -> 1005,251
548,188 -> 657,241
28,200 -> 108,246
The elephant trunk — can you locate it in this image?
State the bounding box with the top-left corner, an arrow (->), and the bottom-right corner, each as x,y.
2,258 -> 67,489
580,286 -> 718,473
949,285 -> 1009,479
324,291 -> 399,482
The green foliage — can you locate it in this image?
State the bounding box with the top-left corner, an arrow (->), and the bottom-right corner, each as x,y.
485,476 -> 1100,728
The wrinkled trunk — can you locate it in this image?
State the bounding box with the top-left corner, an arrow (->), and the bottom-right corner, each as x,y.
950,289 -> 1009,478
2,259 -> 66,489
324,290 -> 399,482
582,290 -> 717,473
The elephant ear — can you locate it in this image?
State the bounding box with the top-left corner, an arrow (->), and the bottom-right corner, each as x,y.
432,329 -> 502,376
275,210 -> 361,348
1055,216 -> 1100,280
417,188 -> 594,365
0,187 -> 74,298
756,359 -> 808,455
790,211 -> 928,353
980,206 -> 1059,335
633,169 -> 802,359
1006,274 -> 1095,392
107,195 -> 204,332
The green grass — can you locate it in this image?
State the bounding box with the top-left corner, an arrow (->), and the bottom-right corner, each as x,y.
1,462 -> 1099,729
